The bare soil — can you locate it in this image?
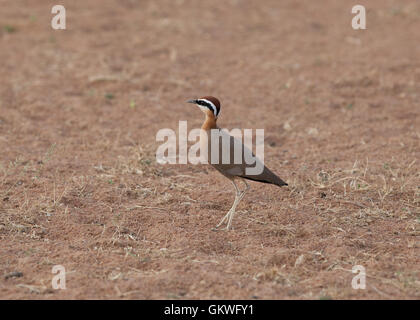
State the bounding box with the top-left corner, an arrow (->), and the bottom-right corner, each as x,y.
0,0 -> 419,299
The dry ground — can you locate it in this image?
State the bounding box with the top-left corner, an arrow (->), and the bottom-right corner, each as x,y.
0,0 -> 419,299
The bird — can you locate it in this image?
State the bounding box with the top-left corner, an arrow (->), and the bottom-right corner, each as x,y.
187,96 -> 288,230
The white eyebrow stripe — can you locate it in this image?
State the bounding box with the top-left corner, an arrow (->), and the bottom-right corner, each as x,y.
198,99 -> 218,116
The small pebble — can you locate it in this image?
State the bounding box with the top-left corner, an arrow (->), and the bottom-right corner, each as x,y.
5,271 -> 23,280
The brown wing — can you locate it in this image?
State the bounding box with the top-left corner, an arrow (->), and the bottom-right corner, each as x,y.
207,129 -> 287,187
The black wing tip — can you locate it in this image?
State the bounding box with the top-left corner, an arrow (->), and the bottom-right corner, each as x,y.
275,178 -> 288,187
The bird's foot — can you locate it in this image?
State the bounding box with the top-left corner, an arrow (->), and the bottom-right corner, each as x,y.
211,225 -> 232,231
215,210 -> 231,228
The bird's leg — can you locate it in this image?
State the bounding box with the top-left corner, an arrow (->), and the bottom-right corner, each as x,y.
226,179 -> 249,230
215,180 -> 240,228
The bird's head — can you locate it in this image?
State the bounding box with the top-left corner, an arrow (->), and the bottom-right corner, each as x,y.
187,96 -> 221,119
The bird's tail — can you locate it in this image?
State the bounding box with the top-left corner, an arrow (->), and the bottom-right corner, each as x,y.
240,166 -> 288,187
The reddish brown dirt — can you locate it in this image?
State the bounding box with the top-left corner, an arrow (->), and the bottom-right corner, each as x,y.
0,0 -> 419,299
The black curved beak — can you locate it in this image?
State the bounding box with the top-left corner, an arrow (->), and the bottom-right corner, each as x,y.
187,99 -> 198,104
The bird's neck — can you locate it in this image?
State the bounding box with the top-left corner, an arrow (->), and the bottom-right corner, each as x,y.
201,115 -> 217,131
